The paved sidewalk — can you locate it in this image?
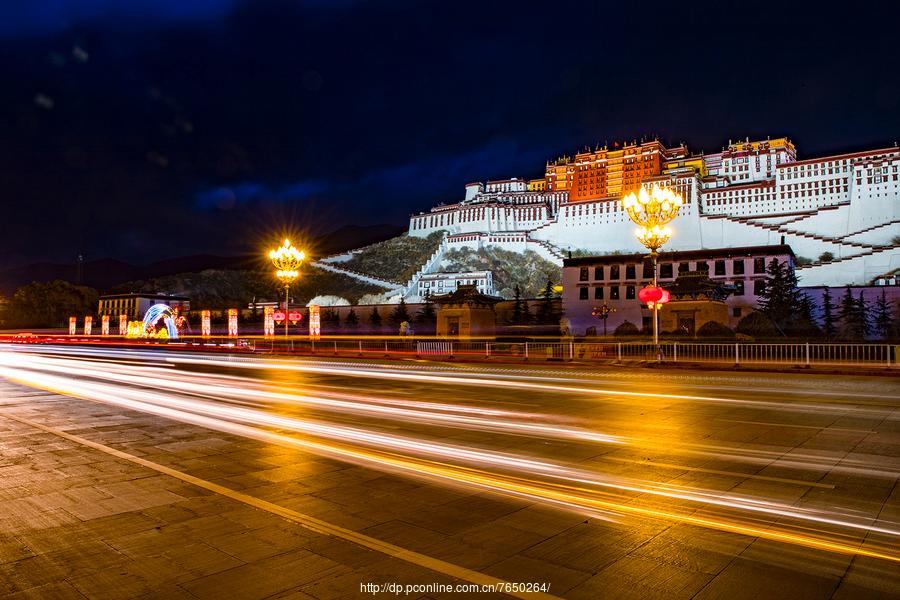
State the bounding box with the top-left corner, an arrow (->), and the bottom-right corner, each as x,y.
1,376 -> 899,599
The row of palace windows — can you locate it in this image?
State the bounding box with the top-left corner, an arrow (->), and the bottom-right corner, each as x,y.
577,258 -> 771,282
577,279 -> 765,301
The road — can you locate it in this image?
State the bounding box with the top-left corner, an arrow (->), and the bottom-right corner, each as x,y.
1,344 -> 899,599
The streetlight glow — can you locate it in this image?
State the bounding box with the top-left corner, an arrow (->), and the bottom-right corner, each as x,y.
269,238 -> 306,338
621,185 -> 684,346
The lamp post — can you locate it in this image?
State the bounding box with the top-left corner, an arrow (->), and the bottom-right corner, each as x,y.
591,303 -> 615,337
268,239 -> 305,339
621,186 -> 684,345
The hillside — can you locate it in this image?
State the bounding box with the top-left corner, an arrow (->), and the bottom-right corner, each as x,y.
0,223 -> 403,295
339,231 -> 444,283
109,265 -> 385,308
439,247 -> 561,298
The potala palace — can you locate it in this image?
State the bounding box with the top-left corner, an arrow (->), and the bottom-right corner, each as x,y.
319,137 -> 900,301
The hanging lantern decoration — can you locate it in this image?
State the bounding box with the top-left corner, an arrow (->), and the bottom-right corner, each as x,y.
658,289 -> 671,305
119,314 -> 128,336
288,311 -> 302,324
101,315 -> 110,336
227,309 -> 238,337
69,316 -> 77,336
83,316 -> 92,336
201,310 -> 211,337
638,285 -> 663,305
273,311 -> 285,323
308,305 -> 320,340
264,306 -> 275,338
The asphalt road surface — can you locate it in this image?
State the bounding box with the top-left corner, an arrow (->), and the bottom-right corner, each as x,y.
1,344 -> 899,599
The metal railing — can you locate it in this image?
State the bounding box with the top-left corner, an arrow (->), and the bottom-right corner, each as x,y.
3,334 -> 896,368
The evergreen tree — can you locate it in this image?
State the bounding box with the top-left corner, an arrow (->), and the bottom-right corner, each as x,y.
857,290 -> 872,339
536,278 -> 556,324
345,307 -> 359,327
873,290 -> 894,340
821,287 -> 837,339
416,291 -> 436,324
837,286 -> 865,340
389,298 -> 410,325
511,285 -> 523,324
757,258 -> 799,335
323,308 -> 340,329
369,306 -> 382,328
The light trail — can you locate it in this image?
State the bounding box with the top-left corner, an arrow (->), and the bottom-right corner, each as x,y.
2,346 -> 899,565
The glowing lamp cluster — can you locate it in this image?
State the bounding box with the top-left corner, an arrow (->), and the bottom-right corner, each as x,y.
622,186 -> 685,252
269,239 -> 305,283
638,285 -> 671,310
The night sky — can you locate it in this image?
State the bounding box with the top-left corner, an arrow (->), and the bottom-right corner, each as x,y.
3,0 -> 899,268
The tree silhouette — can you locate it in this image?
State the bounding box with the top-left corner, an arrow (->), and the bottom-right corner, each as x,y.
345,307 -> 359,327
416,292 -> 436,326
837,287 -> 866,340
369,306 -> 382,328
536,278 -> 557,324
873,290 -> 894,340
389,298 -> 410,325
821,287 -> 837,339
857,290 -> 872,339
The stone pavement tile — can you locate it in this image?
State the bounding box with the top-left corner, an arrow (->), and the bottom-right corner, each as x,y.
483,554 -> 591,594
736,538 -> 853,580
415,536 -> 506,571
161,541 -> 246,579
628,523 -> 753,575
487,504 -> 587,538
0,554 -> 71,596
299,555 -> 455,600
833,555 -> 900,599
693,556 -> 840,600
360,520 -> 449,552
521,523 -> 636,573
180,549 -> 345,599
567,555 -> 715,600
451,522 -> 547,557
2,581 -> 87,600
67,563 -> 158,599
0,538 -> 36,565
303,536 -> 395,570
203,525 -> 308,562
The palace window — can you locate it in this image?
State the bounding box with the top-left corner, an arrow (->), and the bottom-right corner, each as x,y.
610,265 -> 620,280
754,280 -> 766,295
660,263 -> 674,278
595,286 -> 603,299
579,267 -> 589,281
733,259 -> 745,275
753,258 -> 766,274
733,281 -> 745,296
594,266 -> 603,280
625,285 -> 635,300
625,265 -> 636,280
610,286 -> 620,300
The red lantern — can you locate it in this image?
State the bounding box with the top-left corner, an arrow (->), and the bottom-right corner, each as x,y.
273,311 -> 286,323
288,311 -> 302,324
638,285 -> 663,305
658,289 -> 671,305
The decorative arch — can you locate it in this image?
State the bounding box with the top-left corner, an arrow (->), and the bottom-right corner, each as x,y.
142,304 -> 179,340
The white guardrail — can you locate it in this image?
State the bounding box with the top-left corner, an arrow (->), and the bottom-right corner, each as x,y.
240,339 -> 898,368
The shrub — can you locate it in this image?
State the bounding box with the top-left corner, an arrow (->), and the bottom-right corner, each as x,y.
697,320 -> 735,338
736,311 -> 780,338
818,252 -> 835,263
613,320 -> 640,336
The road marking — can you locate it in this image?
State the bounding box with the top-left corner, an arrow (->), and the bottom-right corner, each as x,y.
0,411 -> 560,600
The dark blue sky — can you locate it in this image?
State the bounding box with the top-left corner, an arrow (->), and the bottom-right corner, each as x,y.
2,0 -> 899,266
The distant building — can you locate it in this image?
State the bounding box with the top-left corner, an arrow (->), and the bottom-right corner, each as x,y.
562,245 -> 795,334
417,271 -> 494,297
406,136 -> 900,288
98,293 -> 190,319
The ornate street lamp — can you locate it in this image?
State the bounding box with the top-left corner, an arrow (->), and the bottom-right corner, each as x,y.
591,303 -> 615,337
268,239 -> 305,338
621,186 -> 684,345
